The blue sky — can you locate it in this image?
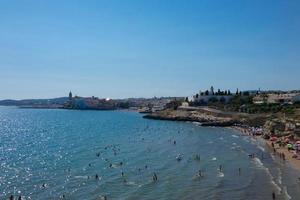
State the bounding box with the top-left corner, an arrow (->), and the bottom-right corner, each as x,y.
0,0 -> 300,99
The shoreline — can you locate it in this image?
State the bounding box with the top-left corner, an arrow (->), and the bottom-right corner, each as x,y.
231,125 -> 300,172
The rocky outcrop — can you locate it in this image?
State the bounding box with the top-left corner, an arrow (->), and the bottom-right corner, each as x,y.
143,109 -> 236,127
263,118 -> 300,138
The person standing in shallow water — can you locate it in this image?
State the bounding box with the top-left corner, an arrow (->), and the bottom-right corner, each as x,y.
219,165 -> 222,172
272,191 -> 276,199
153,173 -> 158,181
198,170 -> 203,177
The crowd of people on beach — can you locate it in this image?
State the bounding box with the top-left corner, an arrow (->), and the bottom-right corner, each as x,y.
235,123 -> 300,162
270,136 -> 300,161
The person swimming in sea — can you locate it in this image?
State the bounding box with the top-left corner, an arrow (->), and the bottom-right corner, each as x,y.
176,154 -> 183,162
174,140 -> 176,145
153,173 -> 158,182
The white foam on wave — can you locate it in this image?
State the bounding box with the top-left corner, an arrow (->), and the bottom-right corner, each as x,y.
192,122 -> 201,126
125,181 -> 137,186
253,157 -> 282,194
253,157 -> 264,168
218,172 -> 224,178
257,146 -> 265,152
283,186 -> 292,200
278,169 -> 282,185
271,155 -> 276,161
231,135 -> 239,138
74,176 -> 87,179
212,157 -> 217,161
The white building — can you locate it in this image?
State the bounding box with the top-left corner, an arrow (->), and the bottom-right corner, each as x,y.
253,93 -> 300,104
267,93 -> 298,104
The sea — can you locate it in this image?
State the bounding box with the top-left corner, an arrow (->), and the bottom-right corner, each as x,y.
0,106 -> 300,200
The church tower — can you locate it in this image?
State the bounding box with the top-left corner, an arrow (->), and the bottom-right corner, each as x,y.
69,91 -> 72,100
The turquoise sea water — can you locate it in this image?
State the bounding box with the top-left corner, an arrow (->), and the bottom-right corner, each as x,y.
0,106 -> 300,200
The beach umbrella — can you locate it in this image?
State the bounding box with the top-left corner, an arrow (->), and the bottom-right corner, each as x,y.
270,137 -> 278,141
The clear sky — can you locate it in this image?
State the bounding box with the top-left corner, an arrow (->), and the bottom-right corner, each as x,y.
0,0 -> 300,100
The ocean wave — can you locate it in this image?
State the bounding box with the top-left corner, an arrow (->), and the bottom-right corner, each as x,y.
253,158 -> 282,194
257,146 -> 265,152
218,172 -> 224,178
283,186 -> 292,200
253,157 -> 264,168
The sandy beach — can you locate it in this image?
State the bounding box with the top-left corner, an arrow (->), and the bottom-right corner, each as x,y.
265,140 -> 300,172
